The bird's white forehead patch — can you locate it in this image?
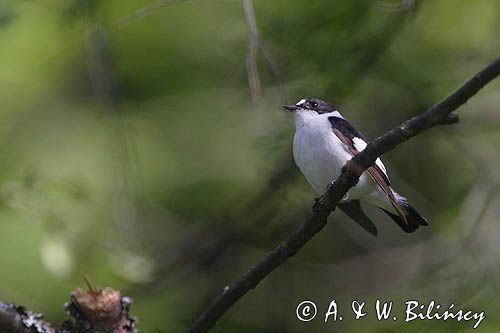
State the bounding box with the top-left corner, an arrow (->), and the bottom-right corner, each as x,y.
296,99 -> 307,106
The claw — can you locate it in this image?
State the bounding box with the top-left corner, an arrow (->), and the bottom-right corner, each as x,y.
313,197 -> 322,212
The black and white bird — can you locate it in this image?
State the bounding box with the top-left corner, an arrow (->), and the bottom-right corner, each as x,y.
283,98 -> 428,235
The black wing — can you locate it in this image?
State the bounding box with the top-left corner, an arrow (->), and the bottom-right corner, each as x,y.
328,116 -> 391,186
329,115 -> 409,227
328,116 -> 366,141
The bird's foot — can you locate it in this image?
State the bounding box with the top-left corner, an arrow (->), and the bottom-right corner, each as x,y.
313,197 -> 322,212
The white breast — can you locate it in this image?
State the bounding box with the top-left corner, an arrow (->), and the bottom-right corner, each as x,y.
293,114 -> 352,194
292,111 -> 396,212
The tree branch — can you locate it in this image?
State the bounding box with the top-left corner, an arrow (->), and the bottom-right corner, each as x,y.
188,56 -> 500,333
0,302 -> 54,333
0,286 -> 138,333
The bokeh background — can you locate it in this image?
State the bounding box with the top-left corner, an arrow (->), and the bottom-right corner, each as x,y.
0,0 -> 499,332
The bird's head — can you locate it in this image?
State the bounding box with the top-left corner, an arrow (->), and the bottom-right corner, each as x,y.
282,98 -> 337,115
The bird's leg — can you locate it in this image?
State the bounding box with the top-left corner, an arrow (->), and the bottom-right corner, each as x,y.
313,197 -> 322,212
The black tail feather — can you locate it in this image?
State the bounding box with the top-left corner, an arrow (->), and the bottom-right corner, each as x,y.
406,204 -> 429,226
381,203 -> 429,233
338,200 -> 378,236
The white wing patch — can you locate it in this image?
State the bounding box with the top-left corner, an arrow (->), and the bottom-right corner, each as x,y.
375,158 -> 388,177
352,137 -> 389,180
330,111 -> 344,119
352,137 -> 367,151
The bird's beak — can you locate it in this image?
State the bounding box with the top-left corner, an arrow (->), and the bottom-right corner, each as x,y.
282,104 -> 298,112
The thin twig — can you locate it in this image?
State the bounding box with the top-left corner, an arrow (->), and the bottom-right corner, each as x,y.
259,42 -> 289,104
375,0 -> 415,12
188,56 -> 500,333
117,0 -> 190,27
86,20 -> 147,257
242,0 -> 262,104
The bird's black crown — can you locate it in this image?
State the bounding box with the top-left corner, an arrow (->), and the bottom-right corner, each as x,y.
298,98 -> 337,114
282,98 -> 337,114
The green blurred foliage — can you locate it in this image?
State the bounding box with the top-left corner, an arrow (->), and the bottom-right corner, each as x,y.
0,0 -> 499,332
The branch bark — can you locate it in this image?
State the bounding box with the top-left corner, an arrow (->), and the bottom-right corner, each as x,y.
0,302 -> 54,333
0,286 -> 138,333
188,56 -> 500,333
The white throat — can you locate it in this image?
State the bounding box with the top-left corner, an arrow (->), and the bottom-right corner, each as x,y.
293,109 -> 343,129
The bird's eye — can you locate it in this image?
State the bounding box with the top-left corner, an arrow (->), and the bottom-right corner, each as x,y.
310,101 -> 318,108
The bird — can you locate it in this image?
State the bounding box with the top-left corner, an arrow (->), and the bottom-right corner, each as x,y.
282,98 -> 429,235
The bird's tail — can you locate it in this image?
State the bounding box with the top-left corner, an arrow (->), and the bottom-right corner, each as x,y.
381,201 -> 429,233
